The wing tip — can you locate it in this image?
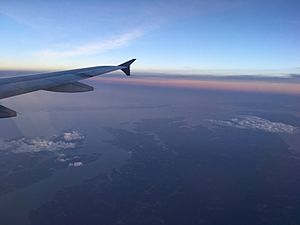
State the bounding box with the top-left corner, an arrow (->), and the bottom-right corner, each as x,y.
0,105 -> 17,118
119,59 -> 136,76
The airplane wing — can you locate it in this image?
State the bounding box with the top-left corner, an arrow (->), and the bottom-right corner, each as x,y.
0,59 -> 136,118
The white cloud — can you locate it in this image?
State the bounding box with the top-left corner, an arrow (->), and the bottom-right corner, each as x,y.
57,158 -> 68,162
63,131 -> 85,142
211,116 -> 298,134
0,131 -> 85,153
38,29 -> 144,58
68,162 -> 83,167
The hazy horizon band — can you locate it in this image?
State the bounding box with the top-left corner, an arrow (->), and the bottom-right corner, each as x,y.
95,77 -> 300,95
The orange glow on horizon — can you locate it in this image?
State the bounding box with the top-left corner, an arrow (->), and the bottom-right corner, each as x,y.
94,77 -> 300,95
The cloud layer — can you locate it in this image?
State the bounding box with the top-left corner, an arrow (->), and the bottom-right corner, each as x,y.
0,131 -> 84,153
211,116 -> 298,134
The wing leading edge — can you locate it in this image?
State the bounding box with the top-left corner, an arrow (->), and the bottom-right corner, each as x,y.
0,59 -> 136,118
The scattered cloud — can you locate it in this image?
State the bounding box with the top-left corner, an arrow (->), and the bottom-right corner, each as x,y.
0,131 -> 84,153
37,29 -> 144,58
56,153 -> 70,162
63,131 -> 85,142
57,157 -> 68,162
55,153 -> 84,164
211,116 -> 298,134
68,162 -> 83,167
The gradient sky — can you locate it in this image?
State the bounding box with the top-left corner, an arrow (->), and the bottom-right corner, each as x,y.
0,0 -> 299,74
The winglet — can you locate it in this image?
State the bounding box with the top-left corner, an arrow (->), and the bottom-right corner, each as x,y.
118,59 -> 136,76
0,105 -> 17,118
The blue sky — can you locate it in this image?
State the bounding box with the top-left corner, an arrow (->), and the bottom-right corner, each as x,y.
0,0 -> 299,74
